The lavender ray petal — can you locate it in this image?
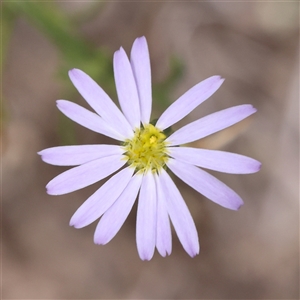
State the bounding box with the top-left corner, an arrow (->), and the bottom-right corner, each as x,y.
159,169 -> 199,257
114,47 -> 140,128
94,173 -> 143,244
136,171 -> 157,261
130,36 -> 152,124
56,100 -> 124,141
154,173 -> 172,257
156,76 -> 224,130
68,69 -> 133,138
46,154 -> 126,195
168,147 -> 261,174
70,167 -> 135,228
166,104 -> 257,146
167,158 -> 244,210
38,144 -> 125,166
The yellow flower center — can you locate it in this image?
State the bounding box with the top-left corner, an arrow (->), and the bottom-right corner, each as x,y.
123,124 -> 169,173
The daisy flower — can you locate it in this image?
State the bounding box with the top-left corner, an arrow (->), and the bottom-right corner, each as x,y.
38,36 -> 261,260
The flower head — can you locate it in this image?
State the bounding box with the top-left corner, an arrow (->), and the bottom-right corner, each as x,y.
38,36 -> 261,260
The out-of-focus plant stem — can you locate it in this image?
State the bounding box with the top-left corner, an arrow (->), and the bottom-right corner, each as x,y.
5,2 -> 114,87
4,2 -> 114,145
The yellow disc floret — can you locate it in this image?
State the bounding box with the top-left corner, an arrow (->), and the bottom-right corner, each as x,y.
123,124 -> 169,173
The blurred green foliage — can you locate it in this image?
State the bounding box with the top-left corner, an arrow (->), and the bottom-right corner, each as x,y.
2,2 -> 183,144
4,2 -> 113,91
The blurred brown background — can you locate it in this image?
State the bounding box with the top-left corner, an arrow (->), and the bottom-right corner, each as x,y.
2,1 -> 299,299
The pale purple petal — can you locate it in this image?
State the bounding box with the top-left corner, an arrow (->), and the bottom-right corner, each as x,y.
56,100 -> 124,141
167,104 -> 257,146
114,47 -> 140,128
158,169 -> 199,257
38,145 -> 124,166
156,76 -> 224,130
167,158 -> 243,210
46,154 -> 126,195
136,171 -> 157,261
94,173 -> 143,244
70,167 -> 134,228
168,147 -> 261,174
154,173 -> 172,257
130,36 -> 152,124
68,69 -> 133,138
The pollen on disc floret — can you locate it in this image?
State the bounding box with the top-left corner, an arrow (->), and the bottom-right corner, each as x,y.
123,124 -> 169,173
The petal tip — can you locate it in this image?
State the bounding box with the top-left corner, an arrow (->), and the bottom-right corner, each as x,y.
236,201 -> 244,210
68,69 -> 76,78
190,252 -> 200,258
68,68 -> 85,83
257,162 -> 262,171
252,161 -> 262,173
69,216 -> 79,228
56,99 -> 64,107
157,246 -> 172,257
46,182 -> 59,195
140,255 -> 152,261
69,221 -> 75,227
135,36 -> 147,44
157,250 -> 167,258
94,236 -> 105,246
115,46 -> 124,55
212,75 -> 225,83
46,186 -> 54,195
68,68 -> 79,77
248,104 -> 257,114
138,249 -> 154,261
186,246 -> 200,258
